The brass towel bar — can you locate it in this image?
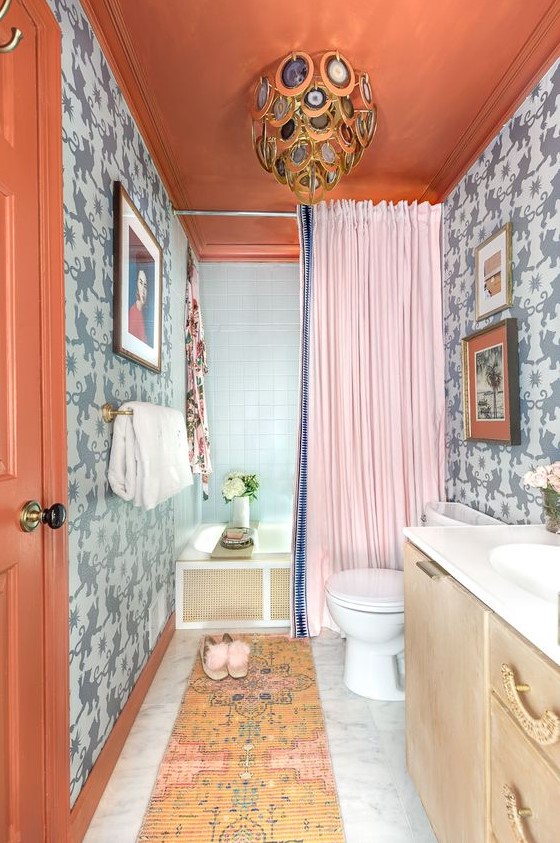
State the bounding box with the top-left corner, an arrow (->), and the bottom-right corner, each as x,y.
101,403 -> 134,423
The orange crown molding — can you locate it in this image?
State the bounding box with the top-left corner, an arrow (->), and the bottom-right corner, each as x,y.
427,2 -> 560,200
202,243 -> 300,262
81,0 -> 560,260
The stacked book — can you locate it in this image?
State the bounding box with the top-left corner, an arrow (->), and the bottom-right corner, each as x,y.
220,527 -> 255,550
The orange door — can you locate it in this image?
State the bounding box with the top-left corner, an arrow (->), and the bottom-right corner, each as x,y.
0,1 -> 68,840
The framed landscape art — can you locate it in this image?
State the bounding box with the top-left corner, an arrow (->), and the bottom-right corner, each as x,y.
462,318 -> 520,444
475,222 -> 512,321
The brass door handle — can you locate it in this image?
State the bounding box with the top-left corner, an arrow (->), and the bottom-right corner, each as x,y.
503,784 -> 532,842
20,500 -> 67,533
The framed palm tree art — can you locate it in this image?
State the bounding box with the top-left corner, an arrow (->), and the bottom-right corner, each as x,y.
461,318 -> 520,444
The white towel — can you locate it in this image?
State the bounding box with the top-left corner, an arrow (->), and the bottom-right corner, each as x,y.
108,401 -> 193,510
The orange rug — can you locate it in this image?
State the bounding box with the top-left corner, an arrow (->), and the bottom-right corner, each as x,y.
138,634 -> 345,842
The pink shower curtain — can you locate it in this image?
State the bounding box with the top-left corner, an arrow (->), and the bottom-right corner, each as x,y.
305,200 -> 445,635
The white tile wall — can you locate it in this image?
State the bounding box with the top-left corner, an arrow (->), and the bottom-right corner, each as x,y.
199,262 -> 300,524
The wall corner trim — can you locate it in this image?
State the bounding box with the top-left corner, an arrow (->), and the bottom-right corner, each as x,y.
69,613 -> 176,843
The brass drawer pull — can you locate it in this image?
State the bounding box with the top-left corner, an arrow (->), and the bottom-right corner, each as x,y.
501,664 -> 560,745
415,559 -> 448,579
503,784 -> 532,842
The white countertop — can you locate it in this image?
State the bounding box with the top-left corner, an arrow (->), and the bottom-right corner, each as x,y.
404,525 -> 560,667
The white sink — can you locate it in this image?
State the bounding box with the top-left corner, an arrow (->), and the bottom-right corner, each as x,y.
489,544 -> 560,603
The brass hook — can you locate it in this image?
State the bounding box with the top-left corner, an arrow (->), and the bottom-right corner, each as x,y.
0,0 -> 23,54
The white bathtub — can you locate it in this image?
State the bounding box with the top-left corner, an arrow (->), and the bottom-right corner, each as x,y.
176,522 -> 292,630
178,521 -> 292,560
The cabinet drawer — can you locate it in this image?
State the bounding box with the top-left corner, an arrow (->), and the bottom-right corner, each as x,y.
491,697 -> 560,843
490,615 -> 560,773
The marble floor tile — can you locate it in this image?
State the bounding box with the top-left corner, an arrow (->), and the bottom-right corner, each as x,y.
376,728 -> 437,842
367,698 -> 406,732
116,704 -> 180,771
84,629 -> 436,843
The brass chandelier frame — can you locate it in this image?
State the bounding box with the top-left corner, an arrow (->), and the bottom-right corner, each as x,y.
251,50 -> 377,204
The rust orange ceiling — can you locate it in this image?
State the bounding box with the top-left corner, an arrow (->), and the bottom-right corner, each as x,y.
82,0 -> 560,261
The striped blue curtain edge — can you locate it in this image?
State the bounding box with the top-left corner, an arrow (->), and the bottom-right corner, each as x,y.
291,204 -> 313,637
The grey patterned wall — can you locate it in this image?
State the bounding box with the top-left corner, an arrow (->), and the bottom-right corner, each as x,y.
49,0 -> 199,803
444,59 -> 560,524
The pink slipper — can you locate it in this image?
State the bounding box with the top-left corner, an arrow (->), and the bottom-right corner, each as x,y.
200,636 -> 229,680
226,639 -> 251,679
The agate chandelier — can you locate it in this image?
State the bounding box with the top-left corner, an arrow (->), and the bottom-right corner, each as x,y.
251,50 -> 377,204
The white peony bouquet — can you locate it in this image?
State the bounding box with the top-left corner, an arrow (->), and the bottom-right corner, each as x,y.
523,462 -> 560,494
222,472 -> 260,502
523,462 -> 560,532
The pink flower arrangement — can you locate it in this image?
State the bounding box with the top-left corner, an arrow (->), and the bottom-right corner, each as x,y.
523,462 -> 560,494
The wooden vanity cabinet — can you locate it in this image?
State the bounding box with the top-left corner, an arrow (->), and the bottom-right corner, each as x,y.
404,541 -> 490,843
405,539 -> 560,843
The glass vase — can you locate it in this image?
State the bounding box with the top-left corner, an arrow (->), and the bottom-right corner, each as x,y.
231,495 -> 250,528
542,488 -> 560,534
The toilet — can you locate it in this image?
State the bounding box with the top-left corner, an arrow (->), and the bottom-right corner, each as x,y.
325,568 -> 404,701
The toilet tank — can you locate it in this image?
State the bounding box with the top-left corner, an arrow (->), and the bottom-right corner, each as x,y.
424,501 -> 500,527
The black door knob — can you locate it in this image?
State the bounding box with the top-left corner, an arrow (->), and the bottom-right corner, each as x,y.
41,503 -> 67,529
20,500 -> 67,532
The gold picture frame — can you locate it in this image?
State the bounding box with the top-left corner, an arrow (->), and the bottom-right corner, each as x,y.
113,182 -> 163,372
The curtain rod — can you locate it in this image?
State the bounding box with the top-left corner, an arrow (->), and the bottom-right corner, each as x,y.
173,209 -> 298,219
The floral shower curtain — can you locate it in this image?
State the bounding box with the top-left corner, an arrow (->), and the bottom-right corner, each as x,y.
185,247 -> 212,498
292,200 -> 445,636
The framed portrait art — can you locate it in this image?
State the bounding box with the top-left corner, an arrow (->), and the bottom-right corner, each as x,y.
475,222 -> 512,321
461,318 -> 520,444
113,182 -> 162,372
